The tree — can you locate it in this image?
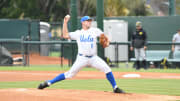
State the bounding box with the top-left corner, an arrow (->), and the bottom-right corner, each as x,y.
122,0 -> 152,16
176,0 -> 180,15
146,0 -> 169,16
103,0 -> 151,16
104,0 -> 128,16
0,0 -> 153,21
77,0 -> 96,17
0,0 -> 70,21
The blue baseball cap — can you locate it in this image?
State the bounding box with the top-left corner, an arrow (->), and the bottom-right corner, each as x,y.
80,16 -> 92,23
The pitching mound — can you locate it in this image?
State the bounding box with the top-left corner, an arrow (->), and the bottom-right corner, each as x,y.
0,89 -> 180,101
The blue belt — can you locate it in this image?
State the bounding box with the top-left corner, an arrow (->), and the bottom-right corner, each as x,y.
79,54 -> 93,58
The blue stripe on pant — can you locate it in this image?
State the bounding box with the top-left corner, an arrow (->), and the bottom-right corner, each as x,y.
106,72 -> 117,89
48,73 -> 65,84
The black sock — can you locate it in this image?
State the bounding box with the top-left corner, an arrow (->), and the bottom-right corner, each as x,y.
143,60 -> 147,69
136,61 -> 140,69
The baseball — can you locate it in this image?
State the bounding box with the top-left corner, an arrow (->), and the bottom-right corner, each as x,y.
66,15 -> 70,18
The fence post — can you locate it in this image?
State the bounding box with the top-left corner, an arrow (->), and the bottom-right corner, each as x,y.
115,42 -> 119,67
21,36 -> 26,66
169,0 -> 176,16
70,0 -> 78,31
97,0 -> 105,58
61,43 -> 64,67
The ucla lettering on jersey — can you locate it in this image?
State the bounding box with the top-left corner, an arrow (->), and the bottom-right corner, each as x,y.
80,35 -> 94,42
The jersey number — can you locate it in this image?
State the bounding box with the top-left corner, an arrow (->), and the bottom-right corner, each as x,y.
91,43 -> 93,48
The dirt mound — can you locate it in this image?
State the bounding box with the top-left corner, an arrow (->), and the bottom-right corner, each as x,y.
0,88 -> 179,101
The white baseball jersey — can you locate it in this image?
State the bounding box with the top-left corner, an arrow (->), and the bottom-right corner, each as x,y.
69,28 -> 103,56
64,27 -> 111,79
172,33 -> 180,50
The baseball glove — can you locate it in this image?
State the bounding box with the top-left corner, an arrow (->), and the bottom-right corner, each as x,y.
99,34 -> 109,48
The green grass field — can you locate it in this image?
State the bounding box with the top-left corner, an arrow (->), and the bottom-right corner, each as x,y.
1,65 -> 180,73
0,66 -> 180,96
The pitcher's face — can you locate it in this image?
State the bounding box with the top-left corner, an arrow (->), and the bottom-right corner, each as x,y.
82,20 -> 92,30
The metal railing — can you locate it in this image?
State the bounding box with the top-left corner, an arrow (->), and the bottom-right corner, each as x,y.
1,38 -> 180,66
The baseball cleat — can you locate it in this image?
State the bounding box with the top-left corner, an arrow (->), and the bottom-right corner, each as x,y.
113,87 -> 125,93
38,81 -> 49,89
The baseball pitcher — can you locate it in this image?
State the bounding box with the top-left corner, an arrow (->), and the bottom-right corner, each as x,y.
37,15 -> 124,93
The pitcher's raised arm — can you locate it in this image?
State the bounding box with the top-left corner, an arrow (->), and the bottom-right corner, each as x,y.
62,15 -> 71,39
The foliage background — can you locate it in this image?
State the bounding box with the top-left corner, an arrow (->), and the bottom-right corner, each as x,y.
0,0 -> 179,22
